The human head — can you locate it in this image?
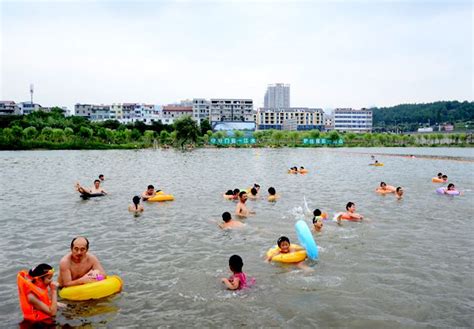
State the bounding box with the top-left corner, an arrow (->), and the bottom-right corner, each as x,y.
346,202 -> 355,211
99,174 -> 104,181
229,255 -> 243,273
29,263 -> 54,284
133,195 -> 141,205
442,175 -> 448,181
437,172 -> 443,178
239,191 -> 247,202
300,166 -> 305,169
233,189 -> 240,196
313,209 -> 322,217
396,187 -> 403,195
250,187 -> 257,196
313,218 -> 323,232
447,183 -> 455,190
380,182 -> 386,187
225,190 -> 233,196
70,236 -> 89,262
94,179 -> 100,188
277,236 -> 290,252
375,160 -> 379,163
268,187 -> 276,196
222,212 -> 232,223
253,184 -> 260,191
147,185 -> 155,194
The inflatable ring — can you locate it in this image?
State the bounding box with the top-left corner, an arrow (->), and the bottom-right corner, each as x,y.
59,275 -> 123,301
299,169 -> 309,174
80,193 -> 105,199
266,244 -> 307,263
436,187 -> 460,196
295,220 -> 318,260
432,178 -> 444,183
370,163 -> 384,166
147,193 -> 174,202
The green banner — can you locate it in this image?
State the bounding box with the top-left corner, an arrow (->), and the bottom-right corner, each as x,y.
302,138 -> 343,145
210,137 -> 257,145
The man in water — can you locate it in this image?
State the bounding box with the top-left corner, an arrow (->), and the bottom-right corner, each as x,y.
395,187 -> 404,199
75,180 -> 107,195
58,237 -> 106,287
219,212 -> 244,229
235,191 -> 255,218
142,185 -> 160,201
376,182 -> 396,193
98,174 -> 105,181
342,202 -> 364,221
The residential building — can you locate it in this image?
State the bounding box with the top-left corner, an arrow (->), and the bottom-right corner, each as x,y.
110,103 -> 123,121
0,101 -> 19,115
17,102 -> 41,115
74,104 -> 93,118
161,105 -> 193,124
90,105 -> 111,121
264,83 -> 290,108
122,103 -> 137,123
256,107 -> 324,131
333,108 -> 372,132
192,98 -> 210,124
323,112 -> 334,130
210,99 -> 254,123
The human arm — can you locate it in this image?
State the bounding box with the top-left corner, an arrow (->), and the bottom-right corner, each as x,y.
27,282 -> 58,316
221,277 -> 240,290
90,254 -> 106,276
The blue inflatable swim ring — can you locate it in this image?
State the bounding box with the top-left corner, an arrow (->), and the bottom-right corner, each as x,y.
295,220 -> 318,260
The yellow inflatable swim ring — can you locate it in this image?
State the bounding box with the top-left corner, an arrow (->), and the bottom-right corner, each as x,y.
369,163 -> 384,167
266,244 -> 307,263
59,275 -> 123,301
148,192 -> 174,202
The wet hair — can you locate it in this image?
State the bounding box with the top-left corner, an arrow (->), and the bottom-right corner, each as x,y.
239,191 -> 247,198
442,175 -> 448,179
396,187 -> 402,193
133,195 -> 140,209
346,202 -> 355,210
253,184 -> 260,189
147,185 -> 154,190
233,189 -> 240,195
447,183 -> 454,189
300,166 -> 305,169
313,209 -> 322,217
229,255 -> 243,273
375,160 -> 379,163
437,173 -> 443,177
225,190 -> 233,196
29,263 -> 53,278
71,236 -> 89,250
268,187 -> 276,195
277,236 -> 290,247
99,174 -> 104,179
250,187 -> 257,196
94,179 -> 100,184
380,182 -> 386,187
222,212 -> 231,222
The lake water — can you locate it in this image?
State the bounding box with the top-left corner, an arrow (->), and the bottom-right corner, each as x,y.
1,147 -> 473,328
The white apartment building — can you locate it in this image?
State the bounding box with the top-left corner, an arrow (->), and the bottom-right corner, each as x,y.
210,99 -> 254,123
0,101 -> 19,115
333,108 -> 372,132
264,83 -> 290,108
192,98 -> 210,124
256,107 -> 324,131
90,105 -> 111,121
161,105 -> 193,124
75,104 -> 93,118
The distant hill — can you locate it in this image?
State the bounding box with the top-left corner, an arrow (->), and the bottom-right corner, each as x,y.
371,101 -> 474,131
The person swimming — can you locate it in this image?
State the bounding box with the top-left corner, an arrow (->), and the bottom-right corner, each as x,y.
312,209 -> 324,232
221,255 -> 249,290
128,196 -> 144,212
267,187 -> 280,201
219,212 -> 244,229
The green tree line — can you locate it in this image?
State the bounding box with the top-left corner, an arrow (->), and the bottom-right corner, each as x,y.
372,101 -> 474,132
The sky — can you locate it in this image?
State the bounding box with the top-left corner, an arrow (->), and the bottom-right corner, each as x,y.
0,0 -> 472,112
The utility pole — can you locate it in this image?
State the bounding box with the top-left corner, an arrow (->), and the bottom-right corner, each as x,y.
30,84 -> 34,106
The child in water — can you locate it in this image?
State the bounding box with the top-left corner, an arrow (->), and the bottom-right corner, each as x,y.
266,236 -> 304,262
221,255 -> 248,290
267,187 -> 280,201
312,209 -> 324,232
219,212 -> 244,229
128,196 -> 144,212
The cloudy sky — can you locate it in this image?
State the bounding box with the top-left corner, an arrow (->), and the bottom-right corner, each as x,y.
1,0 -> 472,111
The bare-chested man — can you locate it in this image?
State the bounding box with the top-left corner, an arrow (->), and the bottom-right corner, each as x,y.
75,180 -> 107,196
235,191 -> 255,218
58,237 -> 106,287
219,212 -> 244,229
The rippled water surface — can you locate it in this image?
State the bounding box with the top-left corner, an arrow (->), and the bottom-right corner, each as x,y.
1,148 -> 473,328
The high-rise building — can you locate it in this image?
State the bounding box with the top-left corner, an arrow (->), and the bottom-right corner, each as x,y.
264,83 -> 290,108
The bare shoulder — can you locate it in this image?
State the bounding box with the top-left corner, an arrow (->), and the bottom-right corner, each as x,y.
59,253 -> 71,268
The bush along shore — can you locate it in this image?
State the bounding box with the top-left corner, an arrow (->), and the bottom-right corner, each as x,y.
0,110 -> 472,150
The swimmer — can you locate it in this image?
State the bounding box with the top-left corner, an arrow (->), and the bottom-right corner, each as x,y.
341,202 -> 364,221
442,174 -> 448,182
395,187 -> 404,200
299,166 -> 308,173
221,255 -> 248,290
235,191 -> 255,218
375,182 -> 396,194
142,185 -> 160,201
17,263 -> 60,323
98,174 -> 105,181
75,180 -> 107,196
444,183 -> 461,195
58,237 -> 106,287
232,188 -> 240,200
253,183 -> 261,193
219,212 -> 244,229
267,187 -> 280,202
223,190 -> 234,200
266,236 -> 311,271
128,196 -> 144,212
437,172 -> 443,179
288,167 -> 298,174
248,187 -> 259,200
312,209 -> 324,232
